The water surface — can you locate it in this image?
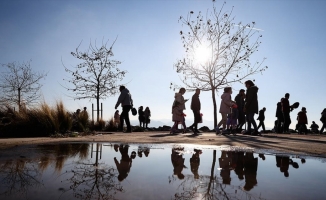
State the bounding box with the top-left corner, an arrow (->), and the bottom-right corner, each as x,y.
0,143 -> 325,200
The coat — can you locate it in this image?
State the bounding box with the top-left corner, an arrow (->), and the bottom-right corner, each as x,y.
174,93 -> 187,110
219,92 -> 233,114
297,111 -> 307,124
245,86 -> 259,114
191,93 -> 201,111
172,106 -> 184,122
257,109 -> 265,121
115,88 -> 133,107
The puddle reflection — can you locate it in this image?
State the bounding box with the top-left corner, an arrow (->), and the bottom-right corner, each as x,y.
0,143 -> 325,200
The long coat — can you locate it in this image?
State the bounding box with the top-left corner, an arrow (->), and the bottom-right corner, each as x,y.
219,92 -> 233,114
245,86 -> 259,114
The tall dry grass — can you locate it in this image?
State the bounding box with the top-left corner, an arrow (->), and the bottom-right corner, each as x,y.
0,101 -> 73,137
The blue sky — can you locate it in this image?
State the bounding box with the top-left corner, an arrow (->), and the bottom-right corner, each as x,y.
1,0 -> 325,130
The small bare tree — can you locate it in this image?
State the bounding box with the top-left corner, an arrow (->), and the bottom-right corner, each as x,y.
173,2 -> 267,127
0,61 -> 47,111
63,38 -> 127,122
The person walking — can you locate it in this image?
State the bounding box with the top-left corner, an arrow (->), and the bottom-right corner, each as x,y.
243,80 -> 259,136
115,86 -> 133,133
190,88 -> 201,135
144,107 -> 151,128
275,98 -> 284,133
138,106 -> 145,128
282,93 -> 293,133
235,89 -> 246,132
319,108 -> 326,134
257,107 -> 266,133
215,87 -> 234,134
114,110 -> 120,128
171,88 -> 188,134
297,107 -> 308,134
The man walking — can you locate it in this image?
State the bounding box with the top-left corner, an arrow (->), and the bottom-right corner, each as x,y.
115,86 -> 133,133
257,107 -> 266,133
190,88 -> 201,135
282,93 -> 292,133
244,80 -> 260,136
235,89 -> 246,132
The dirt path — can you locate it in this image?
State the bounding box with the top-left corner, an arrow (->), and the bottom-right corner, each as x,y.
1,132 -> 326,157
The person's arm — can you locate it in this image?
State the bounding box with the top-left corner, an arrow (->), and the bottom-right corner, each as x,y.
115,93 -> 125,109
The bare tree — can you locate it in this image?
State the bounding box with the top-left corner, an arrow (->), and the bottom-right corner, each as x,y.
0,61 -> 47,111
173,2 -> 267,127
63,38 -> 127,122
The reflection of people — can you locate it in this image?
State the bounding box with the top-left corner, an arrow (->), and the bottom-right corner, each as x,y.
219,151 -> 232,184
190,149 -> 201,179
243,152 -> 258,191
144,148 -> 150,157
171,147 -> 186,179
275,156 -> 300,177
114,145 -> 132,181
234,152 -> 245,180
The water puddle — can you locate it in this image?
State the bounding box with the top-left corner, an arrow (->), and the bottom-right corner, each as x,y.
0,143 -> 326,200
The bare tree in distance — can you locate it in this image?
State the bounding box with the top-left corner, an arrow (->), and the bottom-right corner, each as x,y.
0,61 -> 47,111
63,38 -> 127,122
172,2 -> 268,127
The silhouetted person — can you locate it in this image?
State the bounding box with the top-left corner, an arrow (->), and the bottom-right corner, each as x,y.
171,88 -> 188,134
190,149 -> 201,179
190,88 -> 201,135
115,86 -> 133,133
257,107 -> 266,133
138,106 -> 145,128
297,107 -> 308,134
216,87 -> 235,134
219,151 -> 232,184
114,144 -> 132,181
171,147 -> 186,179
235,89 -> 246,132
243,152 -> 258,191
144,107 -> 151,128
234,152 -> 245,180
227,104 -> 239,134
320,108 -> 326,134
282,93 -> 293,133
310,121 -> 319,133
258,154 -> 266,161
276,98 -> 284,133
114,110 -> 120,128
244,80 -> 259,135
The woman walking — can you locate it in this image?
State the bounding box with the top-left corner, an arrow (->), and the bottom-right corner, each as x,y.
144,107 -> 151,128
171,88 -> 188,134
215,87 -> 235,134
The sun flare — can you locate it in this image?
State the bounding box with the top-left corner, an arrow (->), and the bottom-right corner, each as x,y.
194,45 -> 211,65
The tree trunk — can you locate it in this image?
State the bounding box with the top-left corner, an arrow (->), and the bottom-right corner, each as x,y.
18,88 -> 21,112
96,87 -> 100,122
211,89 -> 218,128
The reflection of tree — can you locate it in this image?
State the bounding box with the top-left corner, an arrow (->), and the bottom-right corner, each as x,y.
169,150 -> 265,200
0,159 -> 42,197
62,143 -> 123,200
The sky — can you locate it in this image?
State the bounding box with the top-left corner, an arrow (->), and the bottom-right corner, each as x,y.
0,0 -> 325,130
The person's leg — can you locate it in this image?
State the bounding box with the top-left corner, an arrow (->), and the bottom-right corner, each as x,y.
194,111 -> 201,131
320,123 -> 325,134
119,112 -> 124,131
257,121 -> 262,130
247,112 -> 258,132
123,105 -> 132,131
283,112 -> 290,133
171,121 -> 179,133
262,121 -> 266,132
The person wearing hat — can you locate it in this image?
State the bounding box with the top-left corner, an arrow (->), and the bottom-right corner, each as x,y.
115,85 -> 133,133
296,107 -> 308,134
257,107 -> 266,133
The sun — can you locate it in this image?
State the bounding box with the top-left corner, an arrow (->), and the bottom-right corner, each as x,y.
194,45 -> 212,65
